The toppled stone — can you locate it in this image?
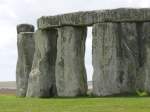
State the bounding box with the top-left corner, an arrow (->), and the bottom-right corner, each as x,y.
38,8 -> 150,29
55,26 -> 87,97
26,29 -> 57,98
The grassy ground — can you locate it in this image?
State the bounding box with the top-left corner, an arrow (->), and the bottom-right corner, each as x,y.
0,95 -> 150,112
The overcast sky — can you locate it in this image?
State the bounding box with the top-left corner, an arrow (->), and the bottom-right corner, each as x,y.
0,0 -> 150,81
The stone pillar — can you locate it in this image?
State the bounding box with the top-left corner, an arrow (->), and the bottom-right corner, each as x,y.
26,29 -> 57,98
142,23 -> 150,92
121,23 -> 140,92
55,26 -> 87,97
92,23 -> 138,96
16,24 -> 35,97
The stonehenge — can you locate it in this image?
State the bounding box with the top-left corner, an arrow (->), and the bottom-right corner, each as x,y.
16,8 -> 150,97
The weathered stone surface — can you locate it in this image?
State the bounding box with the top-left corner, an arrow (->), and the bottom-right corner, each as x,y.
142,23 -> 150,92
133,23 -> 145,91
92,23 -> 120,96
16,32 -> 35,97
55,26 -> 87,97
26,29 -> 57,98
38,8 -> 150,29
92,23 -> 140,96
17,24 -> 34,34
117,23 -> 141,94
37,11 -> 96,29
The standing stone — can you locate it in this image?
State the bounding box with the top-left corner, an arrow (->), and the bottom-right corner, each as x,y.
120,23 -> 140,92
92,23 -> 120,96
142,23 -> 150,92
56,26 -> 87,97
26,29 -> 57,98
92,23 -> 138,96
16,24 -> 35,97
134,23 -> 146,91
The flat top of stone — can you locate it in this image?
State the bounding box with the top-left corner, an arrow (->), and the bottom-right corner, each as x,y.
17,24 -> 35,34
37,8 -> 150,29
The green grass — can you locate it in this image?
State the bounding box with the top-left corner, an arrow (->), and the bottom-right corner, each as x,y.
0,95 -> 150,112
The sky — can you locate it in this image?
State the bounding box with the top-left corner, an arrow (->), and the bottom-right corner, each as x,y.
0,0 -> 150,81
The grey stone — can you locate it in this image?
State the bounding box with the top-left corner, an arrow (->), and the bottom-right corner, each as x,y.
120,23 -> 146,92
26,29 -> 57,98
16,32 -> 35,97
17,24 -> 34,34
92,23 -> 140,96
142,23 -> 150,92
134,23 -> 145,91
55,26 -> 87,97
92,23 -> 120,96
38,8 -> 150,29
37,11 -> 96,29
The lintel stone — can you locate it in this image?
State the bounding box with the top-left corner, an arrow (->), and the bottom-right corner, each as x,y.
38,8 -> 150,29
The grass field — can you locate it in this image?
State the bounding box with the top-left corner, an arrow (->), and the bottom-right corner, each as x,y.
0,95 -> 150,112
